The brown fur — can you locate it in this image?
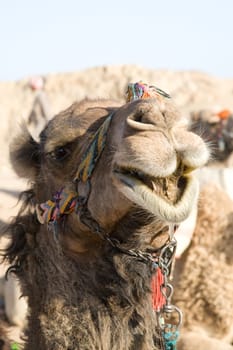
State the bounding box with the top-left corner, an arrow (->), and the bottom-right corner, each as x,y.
3,97 -> 208,349
173,185 -> 233,349
191,110 -> 233,162
0,324 -> 12,350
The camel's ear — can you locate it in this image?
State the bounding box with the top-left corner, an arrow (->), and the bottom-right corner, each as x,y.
10,124 -> 40,180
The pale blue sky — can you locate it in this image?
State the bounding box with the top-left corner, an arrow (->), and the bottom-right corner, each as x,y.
1,0 -> 232,81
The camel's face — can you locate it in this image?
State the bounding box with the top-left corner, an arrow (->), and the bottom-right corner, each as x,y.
10,98 -> 209,250
110,99 -> 209,223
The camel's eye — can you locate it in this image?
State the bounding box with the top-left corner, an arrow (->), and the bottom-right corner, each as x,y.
49,146 -> 70,161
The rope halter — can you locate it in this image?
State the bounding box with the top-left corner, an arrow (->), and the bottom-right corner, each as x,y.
36,113 -> 113,225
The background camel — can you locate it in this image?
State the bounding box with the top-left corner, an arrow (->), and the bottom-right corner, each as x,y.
191,108 -> 233,163
171,107 -> 233,349
3,90 -> 208,349
173,184 -> 233,350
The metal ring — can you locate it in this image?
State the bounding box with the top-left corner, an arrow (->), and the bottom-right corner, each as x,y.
156,305 -> 183,330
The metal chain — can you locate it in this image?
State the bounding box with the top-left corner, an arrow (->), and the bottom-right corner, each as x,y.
79,204 -> 157,264
155,225 -> 182,350
77,197 -> 181,350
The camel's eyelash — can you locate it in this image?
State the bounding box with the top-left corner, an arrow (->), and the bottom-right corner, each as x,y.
45,140 -> 77,162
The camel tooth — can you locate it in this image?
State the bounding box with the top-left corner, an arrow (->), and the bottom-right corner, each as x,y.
152,181 -> 157,192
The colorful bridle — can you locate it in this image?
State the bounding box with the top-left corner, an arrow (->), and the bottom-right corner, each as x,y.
35,82 -> 180,350
36,112 -> 113,225
36,81 -> 170,226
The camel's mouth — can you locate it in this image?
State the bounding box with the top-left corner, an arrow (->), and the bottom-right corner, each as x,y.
114,166 -> 187,204
113,165 -> 199,223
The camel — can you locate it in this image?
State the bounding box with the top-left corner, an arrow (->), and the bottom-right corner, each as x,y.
191,107 -> 233,163
173,184 -> 233,350
170,106 -> 233,349
3,83 -> 209,350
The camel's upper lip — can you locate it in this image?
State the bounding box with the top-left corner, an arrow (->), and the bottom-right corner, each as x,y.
113,164 -> 199,223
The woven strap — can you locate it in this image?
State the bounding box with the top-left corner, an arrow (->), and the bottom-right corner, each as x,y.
74,113 -> 113,182
152,266 -> 166,311
36,188 -> 77,224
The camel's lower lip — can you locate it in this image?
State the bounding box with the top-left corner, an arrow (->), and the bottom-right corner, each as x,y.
113,168 -> 199,223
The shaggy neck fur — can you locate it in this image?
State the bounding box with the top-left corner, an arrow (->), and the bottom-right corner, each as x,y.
5,198 -> 164,350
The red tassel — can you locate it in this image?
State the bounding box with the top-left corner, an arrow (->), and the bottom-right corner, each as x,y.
151,267 -> 166,311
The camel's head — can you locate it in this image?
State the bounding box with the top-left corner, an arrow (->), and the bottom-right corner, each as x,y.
11,84 -> 209,254
191,108 -> 233,162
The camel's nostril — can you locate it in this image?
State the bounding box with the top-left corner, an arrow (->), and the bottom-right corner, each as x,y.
127,105 -> 158,131
127,113 -> 156,131
133,111 -> 144,123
